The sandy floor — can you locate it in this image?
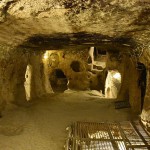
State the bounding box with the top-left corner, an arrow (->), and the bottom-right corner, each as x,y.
0,91 -> 138,150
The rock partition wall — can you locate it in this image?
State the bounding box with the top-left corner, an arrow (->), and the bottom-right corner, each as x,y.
139,49 -> 150,132
0,46 -> 52,113
106,51 -> 141,113
42,49 -> 107,92
0,45 -> 28,109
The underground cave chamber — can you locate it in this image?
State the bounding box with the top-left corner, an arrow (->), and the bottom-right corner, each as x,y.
0,41 -> 147,111
20,46 -> 147,115
0,1 -> 149,149
0,43 -> 149,150
41,48 -> 122,98
49,69 -> 68,93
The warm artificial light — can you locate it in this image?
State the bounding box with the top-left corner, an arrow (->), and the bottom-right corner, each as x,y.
43,53 -> 48,59
113,72 -> 121,79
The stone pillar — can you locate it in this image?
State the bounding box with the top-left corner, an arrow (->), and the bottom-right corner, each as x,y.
128,59 -> 141,114
118,56 -> 141,113
0,48 -> 28,109
107,52 -> 141,113
42,52 -> 53,94
141,68 -> 150,131
117,55 -> 130,101
30,53 -> 46,99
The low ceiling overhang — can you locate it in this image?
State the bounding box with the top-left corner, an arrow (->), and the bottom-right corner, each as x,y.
0,0 -> 149,52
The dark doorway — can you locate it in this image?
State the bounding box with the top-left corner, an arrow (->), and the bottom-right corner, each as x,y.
137,62 -> 147,111
49,69 -> 68,93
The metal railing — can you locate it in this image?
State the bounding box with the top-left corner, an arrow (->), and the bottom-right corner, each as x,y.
65,121 -> 150,150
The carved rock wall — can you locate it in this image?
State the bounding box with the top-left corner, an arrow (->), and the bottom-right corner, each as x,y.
0,0 -> 149,130
106,52 -> 141,113
139,49 -> 150,132
42,49 -> 106,92
0,45 -> 28,108
0,0 -> 149,48
0,47 -> 50,112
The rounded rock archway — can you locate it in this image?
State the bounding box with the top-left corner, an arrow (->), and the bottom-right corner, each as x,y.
105,70 -> 121,99
49,69 -> 68,93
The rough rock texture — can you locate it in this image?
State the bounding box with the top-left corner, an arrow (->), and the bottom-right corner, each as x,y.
0,47 -> 51,110
106,52 -> 141,113
140,52 -> 150,132
0,0 -> 150,130
0,45 -> 28,108
0,0 -> 149,49
43,50 -> 106,92
29,52 -> 48,98
0,92 -> 138,150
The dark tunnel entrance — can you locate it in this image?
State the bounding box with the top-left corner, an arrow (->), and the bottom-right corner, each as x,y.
137,62 -> 147,111
49,69 -> 68,93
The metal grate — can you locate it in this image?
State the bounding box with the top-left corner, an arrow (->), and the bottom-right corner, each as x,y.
65,121 -> 150,150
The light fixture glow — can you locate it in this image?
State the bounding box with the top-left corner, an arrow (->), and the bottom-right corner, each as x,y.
43,53 -> 48,59
113,72 -> 121,79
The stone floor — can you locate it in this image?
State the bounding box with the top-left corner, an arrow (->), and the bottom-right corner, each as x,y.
0,91 -> 138,150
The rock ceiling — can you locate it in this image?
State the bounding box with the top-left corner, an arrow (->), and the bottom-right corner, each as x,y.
0,0 -> 149,50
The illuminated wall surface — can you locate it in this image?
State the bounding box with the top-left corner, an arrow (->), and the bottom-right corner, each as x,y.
0,1 -> 149,149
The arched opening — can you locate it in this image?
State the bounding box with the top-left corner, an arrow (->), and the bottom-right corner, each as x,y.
24,64 -> 32,101
137,62 -> 147,111
105,70 -> 121,98
49,69 -> 68,93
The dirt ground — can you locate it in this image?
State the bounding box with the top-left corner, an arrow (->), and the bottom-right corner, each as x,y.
0,90 -> 138,150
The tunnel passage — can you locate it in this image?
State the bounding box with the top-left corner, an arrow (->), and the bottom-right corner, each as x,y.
24,65 -> 32,101
49,69 -> 68,93
88,47 -> 108,94
0,0 -> 149,137
88,47 -> 107,71
105,70 -> 121,99
137,62 -> 147,111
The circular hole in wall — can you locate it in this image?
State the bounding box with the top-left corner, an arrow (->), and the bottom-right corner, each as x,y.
49,69 -> 68,93
70,61 -> 81,72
